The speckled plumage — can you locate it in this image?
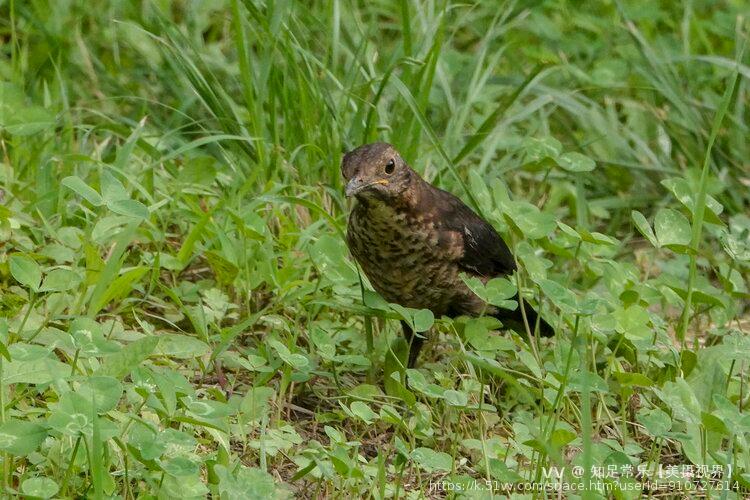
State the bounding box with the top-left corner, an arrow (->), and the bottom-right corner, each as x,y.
342,142 -> 553,366
347,188 -> 483,318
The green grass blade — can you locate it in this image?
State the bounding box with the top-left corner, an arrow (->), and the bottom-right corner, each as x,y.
391,75 -> 479,211
678,47 -> 743,341
85,222 -> 140,317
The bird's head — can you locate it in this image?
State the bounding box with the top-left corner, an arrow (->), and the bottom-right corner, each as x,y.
341,142 -> 413,200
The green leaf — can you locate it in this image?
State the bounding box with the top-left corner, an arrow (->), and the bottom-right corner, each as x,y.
556,151 -> 596,172
502,200 -> 556,239
4,357 -> 70,385
107,198 -> 149,219
557,221 -> 580,240
216,465 -> 277,499
162,474 -> 209,498
659,275 -> 726,308
384,339 -> 415,406
631,210 -> 658,247
712,394 -> 750,431
86,221 -> 139,316
48,392 -> 119,438
443,389 -> 469,407
389,304 -> 434,332
585,231 -> 618,245
154,334 -> 210,359
468,170 -> 493,215
100,170 -> 129,202
267,339 -> 309,369
61,176 -> 104,206
9,343 -> 52,362
466,320 -> 515,352
654,208 -> 691,251
9,254 -> 42,292
21,477 -> 59,499
560,223 -> 619,246
161,456 -> 199,477
40,268 -> 82,292
701,412 -> 729,434
186,398 -> 233,419
523,136 -> 562,163
567,371 -> 608,393
310,235 -> 358,284
661,177 -> 723,225
77,376 -> 123,413
488,458 -> 524,482
613,371 -> 654,387
411,447 -> 453,472
406,369 -> 444,398
412,309 -> 434,332
88,266 -> 148,315
537,278 -> 578,313
350,401 -> 378,424
177,206 -> 215,266
515,242 -> 552,281
461,275 -> 517,310
96,335 -> 160,379
69,319 -> 120,357
324,425 -> 345,443
240,386 -> 275,422
655,379 -> 701,425
0,339 -> 10,362
128,421 -> 166,460
0,420 -> 48,456
4,106 -> 55,135
204,250 -> 239,285
637,408 -> 672,437
0,82 -> 25,118
613,305 -> 652,342
550,428 -> 577,448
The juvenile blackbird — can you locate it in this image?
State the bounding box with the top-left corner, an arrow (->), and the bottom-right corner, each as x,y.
342,142 -> 554,367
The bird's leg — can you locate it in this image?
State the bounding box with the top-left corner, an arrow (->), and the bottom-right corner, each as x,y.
401,320 -> 424,368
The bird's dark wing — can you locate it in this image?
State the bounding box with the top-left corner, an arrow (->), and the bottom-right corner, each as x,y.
431,188 -> 516,277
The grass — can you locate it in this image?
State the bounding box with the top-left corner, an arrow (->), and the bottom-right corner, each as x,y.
1,0 -> 749,498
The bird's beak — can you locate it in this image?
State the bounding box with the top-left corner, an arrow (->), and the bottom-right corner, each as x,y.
345,178 -> 388,197
345,178 -> 364,197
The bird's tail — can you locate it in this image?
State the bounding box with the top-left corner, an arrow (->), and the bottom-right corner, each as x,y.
492,295 -> 554,338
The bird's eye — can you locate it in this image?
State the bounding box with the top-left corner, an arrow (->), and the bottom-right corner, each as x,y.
384,159 -> 395,175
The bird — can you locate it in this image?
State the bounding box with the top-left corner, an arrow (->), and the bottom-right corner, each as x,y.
342,142 -> 554,368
